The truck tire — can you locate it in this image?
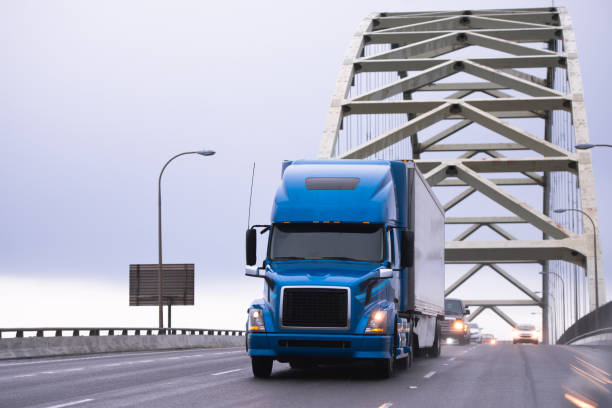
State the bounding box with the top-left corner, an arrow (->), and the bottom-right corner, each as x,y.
251,357 -> 273,378
374,356 -> 394,379
428,321 -> 441,358
374,320 -> 397,378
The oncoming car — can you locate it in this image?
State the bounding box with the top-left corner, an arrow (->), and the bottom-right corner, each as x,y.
468,323 -> 482,343
481,333 -> 497,345
512,324 -> 539,344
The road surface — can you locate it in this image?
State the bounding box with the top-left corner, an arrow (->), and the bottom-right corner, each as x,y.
1,343 -> 610,408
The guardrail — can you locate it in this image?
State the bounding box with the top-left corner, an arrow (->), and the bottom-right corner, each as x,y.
0,327 -> 245,339
557,301 -> 612,345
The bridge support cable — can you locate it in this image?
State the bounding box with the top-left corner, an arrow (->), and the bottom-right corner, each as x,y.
319,7 -> 605,343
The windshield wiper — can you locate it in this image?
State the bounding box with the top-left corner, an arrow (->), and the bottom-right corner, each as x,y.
316,256 -> 363,261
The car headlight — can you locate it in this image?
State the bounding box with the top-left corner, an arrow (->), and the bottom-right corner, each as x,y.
248,308 -> 265,332
512,329 -> 520,338
452,320 -> 464,330
365,310 -> 387,335
531,331 -> 538,339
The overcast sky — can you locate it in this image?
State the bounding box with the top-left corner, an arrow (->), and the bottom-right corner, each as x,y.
1,0 -> 610,340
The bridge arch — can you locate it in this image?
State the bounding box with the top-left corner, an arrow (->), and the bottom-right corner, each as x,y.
318,7 -> 605,343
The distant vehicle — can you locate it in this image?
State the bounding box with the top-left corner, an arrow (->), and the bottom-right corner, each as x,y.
481,333 -> 497,345
441,298 -> 470,345
512,324 -> 539,344
468,323 -> 482,343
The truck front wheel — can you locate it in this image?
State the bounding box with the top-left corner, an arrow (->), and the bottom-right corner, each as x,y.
251,357 -> 273,378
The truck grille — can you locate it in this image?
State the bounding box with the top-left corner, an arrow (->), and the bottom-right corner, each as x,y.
441,320 -> 451,334
282,287 -> 348,328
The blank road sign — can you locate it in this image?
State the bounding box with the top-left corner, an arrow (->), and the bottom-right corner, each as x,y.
129,264 -> 194,306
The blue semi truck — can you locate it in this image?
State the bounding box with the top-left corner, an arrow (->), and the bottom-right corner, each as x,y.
244,160 -> 445,378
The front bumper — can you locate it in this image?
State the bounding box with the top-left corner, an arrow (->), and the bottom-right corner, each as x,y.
248,332 -> 392,360
442,330 -> 468,341
513,337 -> 538,344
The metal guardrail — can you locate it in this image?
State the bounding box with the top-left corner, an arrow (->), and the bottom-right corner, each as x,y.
0,328 -> 246,339
558,301 -> 612,345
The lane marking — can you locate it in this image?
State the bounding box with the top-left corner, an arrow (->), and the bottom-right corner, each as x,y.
0,347 -> 243,367
449,357 -> 456,361
408,385 -> 418,389
442,363 -> 448,366
424,371 -> 436,378
211,368 -> 243,376
44,398 -> 94,408
12,374 -> 36,378
378,403 -> 393,408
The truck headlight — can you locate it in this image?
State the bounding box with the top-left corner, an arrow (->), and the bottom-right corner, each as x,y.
452,320 -> 464,330
365,310 -> 387,335
248,308 -> 265,332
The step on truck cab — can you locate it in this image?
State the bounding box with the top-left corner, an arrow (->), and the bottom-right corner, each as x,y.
244,160 -> 445,378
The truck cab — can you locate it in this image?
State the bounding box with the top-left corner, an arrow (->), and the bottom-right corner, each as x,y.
245,160 -> 445,378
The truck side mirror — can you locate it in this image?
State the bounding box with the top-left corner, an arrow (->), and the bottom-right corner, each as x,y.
464,308 -> 470,315
246,228 -> 257,266
400,230 -> 414,268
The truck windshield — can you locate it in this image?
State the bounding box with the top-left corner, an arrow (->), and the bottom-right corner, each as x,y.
445,299 -> 464,315
269,223 -> 384,262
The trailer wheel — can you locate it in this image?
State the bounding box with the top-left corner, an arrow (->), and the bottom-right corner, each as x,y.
428,320 -> 441,358
251,357 -> 273,378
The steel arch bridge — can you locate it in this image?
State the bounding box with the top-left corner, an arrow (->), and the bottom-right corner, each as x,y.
318,7 -> 606,343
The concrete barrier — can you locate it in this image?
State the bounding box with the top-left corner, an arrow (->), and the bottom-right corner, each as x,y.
0,334 -> 245,360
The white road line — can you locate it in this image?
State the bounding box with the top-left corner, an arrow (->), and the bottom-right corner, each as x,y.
424,371 -> 436,378
44,398 -> 94,408
442,363 -> 448,366
12,374 -> 36,378
211,368 -> 243,376
449,357 -> 456,361
378,403 -> 393,408
102,363 -> 122,367
408,385 -> 418,389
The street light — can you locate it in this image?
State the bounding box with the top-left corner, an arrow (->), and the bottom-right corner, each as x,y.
158,149 -> 215,328
575,144 -> 612,150
539,271 -> 566,333
554,208 -> 599,309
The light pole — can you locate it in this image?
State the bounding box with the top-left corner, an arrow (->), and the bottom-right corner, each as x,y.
158,149 -> 215,329
535,291 -> 557,343
554,208 -> 599,309
539,271 -> 566,333
575,144 -> 612,150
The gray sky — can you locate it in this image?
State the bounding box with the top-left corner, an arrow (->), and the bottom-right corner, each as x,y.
1,0 -> 611,339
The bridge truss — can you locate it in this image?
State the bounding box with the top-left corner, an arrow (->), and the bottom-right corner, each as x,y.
318,7 -> 605,343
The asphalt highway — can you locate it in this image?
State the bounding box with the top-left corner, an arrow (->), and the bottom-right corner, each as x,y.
1,342 -> 610,408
